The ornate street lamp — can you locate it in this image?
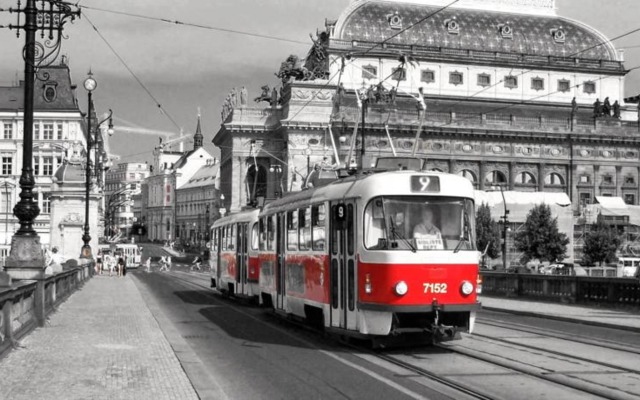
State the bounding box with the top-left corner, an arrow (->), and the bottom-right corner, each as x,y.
80,73 -> 113,261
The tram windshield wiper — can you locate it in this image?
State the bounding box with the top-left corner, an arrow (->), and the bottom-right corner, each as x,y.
389,215 -> 417,253
454,209 -> 472,253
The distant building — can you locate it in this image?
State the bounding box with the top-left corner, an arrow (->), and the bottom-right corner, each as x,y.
175,158 -> 220,244
104,162 -> 151,240
143,113 -> 212,242
0,59 -> 86,246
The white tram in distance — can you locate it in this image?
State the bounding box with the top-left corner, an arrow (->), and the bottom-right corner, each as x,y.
210,167 -> 480,342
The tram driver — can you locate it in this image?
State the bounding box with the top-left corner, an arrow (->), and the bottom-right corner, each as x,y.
413,208 -> 444,250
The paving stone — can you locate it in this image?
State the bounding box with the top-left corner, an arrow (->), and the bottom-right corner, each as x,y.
0,275 -> 199,400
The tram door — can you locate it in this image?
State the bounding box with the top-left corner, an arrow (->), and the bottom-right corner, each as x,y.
236,223 -> 248,295
275,213 -> 286,311
329,201 -> 358,331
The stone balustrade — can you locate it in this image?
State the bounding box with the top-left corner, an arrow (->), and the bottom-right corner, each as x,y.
481,272 -> 640,307
0,264 -> 92,357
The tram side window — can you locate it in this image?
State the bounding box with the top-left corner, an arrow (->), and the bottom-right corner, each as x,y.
267,215 -> 276,251
312,204 -> 326,251
287,211 -> 298,251
251,222 -> 259,251
212,229 -> 218,252
299,208 -> 311,250
221,227 -> 227,251
229,224 -> 236,250
258,218 -> 266,251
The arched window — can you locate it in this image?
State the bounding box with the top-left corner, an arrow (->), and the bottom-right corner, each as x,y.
545,173 -> 565,186
515,172 -> 536,185
457,169 -> 477,183
485,170 -> 507,185
246,164 -> 267,202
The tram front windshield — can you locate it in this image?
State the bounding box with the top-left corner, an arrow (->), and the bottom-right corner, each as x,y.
364,196 -> 476,251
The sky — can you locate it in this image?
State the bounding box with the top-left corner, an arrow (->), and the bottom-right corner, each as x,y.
1,0 -> 639,164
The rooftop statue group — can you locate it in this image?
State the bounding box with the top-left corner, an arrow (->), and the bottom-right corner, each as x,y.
592,97 -> 621,119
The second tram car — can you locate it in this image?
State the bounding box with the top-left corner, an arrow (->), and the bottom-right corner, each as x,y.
210,170 -> 480,342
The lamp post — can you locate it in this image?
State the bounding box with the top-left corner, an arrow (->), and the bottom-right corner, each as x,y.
80,73 -> 113,260
219,194 -> 226,218
498,184 -> 510,270
205,204 -> 210,241
270,164 -> 283,197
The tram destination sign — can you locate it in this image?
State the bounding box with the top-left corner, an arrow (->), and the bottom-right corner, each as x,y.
410,176 -> 440,193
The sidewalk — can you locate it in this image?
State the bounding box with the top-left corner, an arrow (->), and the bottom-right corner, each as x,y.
0,275 -> 198,400
480,295 -> 640,332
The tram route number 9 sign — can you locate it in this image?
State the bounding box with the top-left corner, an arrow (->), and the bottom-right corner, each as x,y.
410,176 -> 440,193
333,203 -> 347,230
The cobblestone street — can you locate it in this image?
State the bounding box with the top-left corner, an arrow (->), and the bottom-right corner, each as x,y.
0,275 -> 198,400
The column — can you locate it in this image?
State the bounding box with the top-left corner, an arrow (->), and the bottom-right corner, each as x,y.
538,163 -> 545,192
593,165 -> 600,198
479,161 -> 486,191
637,166 -> 640,205
448,159 -> 455,174
509,162 -> 516,191
615,166 -> 622,197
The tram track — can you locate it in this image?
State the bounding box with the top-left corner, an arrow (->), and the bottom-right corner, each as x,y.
153,271 -> 640,399
155,271 -> 500,400
477,318 -> 640,355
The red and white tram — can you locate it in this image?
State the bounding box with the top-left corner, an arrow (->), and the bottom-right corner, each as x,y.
210,209 -> 261,299
210,169 -> 480,342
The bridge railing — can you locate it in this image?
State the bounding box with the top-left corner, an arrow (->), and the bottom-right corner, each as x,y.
481,272 -> 640,307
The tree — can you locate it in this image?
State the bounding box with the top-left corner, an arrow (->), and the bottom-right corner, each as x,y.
514,203 -> 569,263
582,215 -> 622,266
475,203 -> 501,265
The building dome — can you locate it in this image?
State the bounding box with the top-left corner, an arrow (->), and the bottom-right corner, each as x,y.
333,0 -> 618,61
53,160 -> 85,183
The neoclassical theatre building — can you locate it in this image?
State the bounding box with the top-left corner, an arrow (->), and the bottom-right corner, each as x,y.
214,0 -> 639,215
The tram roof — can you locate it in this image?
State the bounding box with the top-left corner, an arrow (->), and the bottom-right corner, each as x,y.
212,208 -> 260,228
261,170 -> 474,215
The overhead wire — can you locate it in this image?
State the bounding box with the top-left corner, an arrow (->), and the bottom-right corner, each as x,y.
75,3 -> 309,45
83,12 -> 183,132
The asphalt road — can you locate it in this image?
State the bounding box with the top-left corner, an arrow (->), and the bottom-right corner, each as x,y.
130,270 -> 452,400
130,244 -> 640,399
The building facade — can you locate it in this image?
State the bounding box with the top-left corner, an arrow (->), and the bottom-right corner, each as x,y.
175,158 -> 220,245
104,162 -> 151,240
143,114 -> 212,242
0,60 -> 87,246
213,0 -> 640,264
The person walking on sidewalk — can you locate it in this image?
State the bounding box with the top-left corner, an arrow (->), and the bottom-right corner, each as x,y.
117,256 -> 125,277
166,255 -> 172,271
95,252 -> 103,275
145,257 -> 151,272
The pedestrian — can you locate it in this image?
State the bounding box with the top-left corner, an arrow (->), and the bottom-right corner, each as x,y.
159,255 -> 168,272
95,252 -> 103,275
166,255 -> 172,271
145,257 -> 151,272
105,254 -> 115,277
190,255 -> 202,271
47,247 -> 65,274
117,256 -> 125,277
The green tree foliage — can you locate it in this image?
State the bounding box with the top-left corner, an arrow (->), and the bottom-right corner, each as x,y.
475,203 -> 501,262
514,203 -> 569,263
582,216 -> 622,266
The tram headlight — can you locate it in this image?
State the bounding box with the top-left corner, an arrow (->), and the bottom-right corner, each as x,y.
394,281 -> 408,296
460,280 -> 474,296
